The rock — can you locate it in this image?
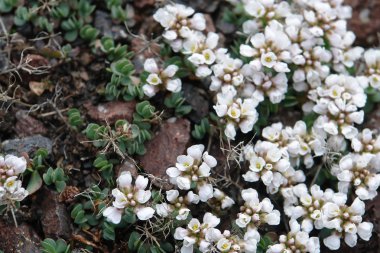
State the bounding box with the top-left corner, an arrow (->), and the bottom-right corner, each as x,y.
84,101 -> 136,124
1,135 -> 53,156
209,142 -> 228,176
182,82 -> 210,123
36,188 -> 72,240
346,0 -> 380,46
0,220 -> 41,253
94,10 -> 129,40
364,104 -> 380,130
0,52 -> 8,72
270,108 -> 302,127
133,0 -> 155,8
178,0 -> 220,13
94,10 -> 113,37
15,111 -> 47,137
138,118 -> 191,189
204,14 -> 216,33
216,8 -> 236,35
0,109 -> 16,136
116,160 -> 139,179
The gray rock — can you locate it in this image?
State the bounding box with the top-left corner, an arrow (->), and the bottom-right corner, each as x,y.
37,188 -> 72,240
94,10 -> 113,37
0,220 -> 41,253
216,9 -> 236,34
182,82 -> 210,123
177,0 -> 220,13
1,135 -> 53,155
94,10 -> 127,41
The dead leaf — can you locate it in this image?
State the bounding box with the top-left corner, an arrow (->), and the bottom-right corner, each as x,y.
29,81 -> 49,96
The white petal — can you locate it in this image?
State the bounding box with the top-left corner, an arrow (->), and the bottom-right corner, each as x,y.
103,206 -> 122,224
136,207 -> 155,220
144,58 -> 159,73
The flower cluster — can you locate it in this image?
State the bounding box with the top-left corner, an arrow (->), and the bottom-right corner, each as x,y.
322,197 -> 373,250
153,4 -> 206,52
174,212 -> 259,253
214,85 -> 259,140
166,144 -> 216,202
142,58 -> 182,97
267,219 -> 320,253
0,155 -> 28,205
332,153 -> 380,200
103,171 -> 155,224
363,49 -> 380,89
262,121 -> 326,168
284,184 -> 336,232
236,188 -> 280,233
308,74 -> 367,140
155,189 -> 199,220
243,140 -> 300,194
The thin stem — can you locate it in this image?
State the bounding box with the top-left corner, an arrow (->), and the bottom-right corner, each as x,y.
10,207 -> 18,228
310,164 -> 323,186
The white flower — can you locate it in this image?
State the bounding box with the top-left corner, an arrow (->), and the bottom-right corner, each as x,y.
333,153 -> 380,200
210,55 -> 244,92
267,219 -> 320,253
309,74 -> 366,140
166,144 -> 216,201
213,189 -> 235,209
236,188 -> 280,230
174,212 -> 221,253
0,155 -> 29,205
243,70 -> 288,104
142,58 -> 181,97
213,85 -> 259,140
0,154 -> 27,177
322,197 -> 373,249
239,20 -> 291,72
153,4 -> 205,52
103,172 -> 154,224
243,141 -> 291,193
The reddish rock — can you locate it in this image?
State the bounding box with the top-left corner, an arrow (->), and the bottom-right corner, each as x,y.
15,111 -> 47,137
204,14 -> 216,33
133,0 -> 155,8
84,101 -> 136,124
0,220 -> 41,253
116,160 -> 139,179
363,104 -> 380,130
37,188 -> 72,240
138,118 -> 191,189
347,0 -> 380,46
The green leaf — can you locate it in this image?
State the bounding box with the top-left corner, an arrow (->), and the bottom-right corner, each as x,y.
41,239 -> 57,253
124,208 -> 137,223
64,30 -> 78,42
26,170 -> 43,194
160,242 -> 174,253
128,232 -> 141,251
71,204 -> 83,218
55,181 -> 66,193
